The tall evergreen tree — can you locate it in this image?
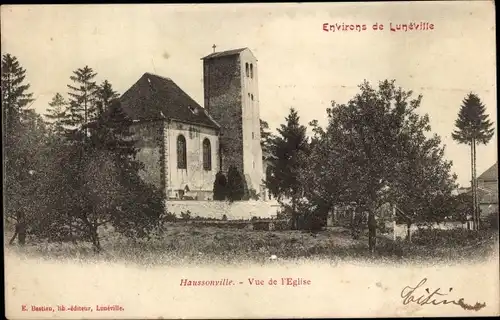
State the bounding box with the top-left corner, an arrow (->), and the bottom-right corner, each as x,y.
45,93 -> 67,136
2,54 -> 34,142
89,99 -> 139,173
64,66 -> 98,139
92,100 -> 162,246
265,108 -> 309,229
260,119 -> 273,159
452,93 -> 494,230
96,80 -> 120,116
2,53 -> 35,245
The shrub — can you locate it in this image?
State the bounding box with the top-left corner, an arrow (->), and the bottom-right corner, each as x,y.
377,218 -> 390,234
161,211 -> 177,223
276,207 -> 290,220
411,228 -> 484,247
376,239 -> 406,257
244,189 -> 260,201
213,171 -> 227,201
483,212 -> 499,230
226,166 -> 245,202
276,208 -> 293,230
253,221 -> 271,230
349,210 -> 366,239
180,211 -> 191,221
274,220 -> 290,230
299,209 -> 325,231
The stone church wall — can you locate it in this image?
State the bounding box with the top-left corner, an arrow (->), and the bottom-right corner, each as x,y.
165,120 -> 219,200
203,55 -> 244,178
239,49 -> 264,194
129,120 -> 164,190
128,120 -> 220,201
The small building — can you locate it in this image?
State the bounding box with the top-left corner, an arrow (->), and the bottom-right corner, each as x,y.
476,161 -> 498,218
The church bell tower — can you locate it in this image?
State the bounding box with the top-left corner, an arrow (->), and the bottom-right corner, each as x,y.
201,47 -> 264,196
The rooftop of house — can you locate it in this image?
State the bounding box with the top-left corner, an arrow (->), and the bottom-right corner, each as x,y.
478,161 -> 498,182
119,73 -> 220,129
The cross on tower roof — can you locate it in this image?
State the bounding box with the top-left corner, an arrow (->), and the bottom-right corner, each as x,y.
212,44 -> 217,53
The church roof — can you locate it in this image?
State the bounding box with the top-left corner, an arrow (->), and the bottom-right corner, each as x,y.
201,47 -> 248,60
478,162 -> 498,181
119,73 -> 220,129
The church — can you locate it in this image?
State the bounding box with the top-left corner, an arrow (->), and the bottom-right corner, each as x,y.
118,47 -> 264,201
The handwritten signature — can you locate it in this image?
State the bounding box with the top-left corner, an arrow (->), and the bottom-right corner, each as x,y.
401,278 -> 486,311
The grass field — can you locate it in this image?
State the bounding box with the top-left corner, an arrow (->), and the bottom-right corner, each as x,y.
5,223 -> 499,266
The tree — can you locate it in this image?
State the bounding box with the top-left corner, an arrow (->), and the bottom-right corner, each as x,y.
64,66 -> 98,139
45,93 -> 68,136
32,100 -> 163,252
385,98 -> 457,236
308,119 -> 325,148
1,54 -> 34,138
452,192 -> 473,224
392,133 -> 457,239
298,117 -> 352,230
29,67 -> 101,245
260,119 -> 273,158
27,139 -> 87,244
213,171 -> 228,200
265,108 -> 309,229
310,80 -> 456,252
5,110 -> 51,245
96,80 -> 120,116
2,53 -> 35,245
452,93 -> 495,230
89,99 -> 137,166
226,166 -> 245,202
84,100 -> 162,249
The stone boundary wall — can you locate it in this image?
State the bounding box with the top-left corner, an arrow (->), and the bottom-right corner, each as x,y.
166,200 -> 281,220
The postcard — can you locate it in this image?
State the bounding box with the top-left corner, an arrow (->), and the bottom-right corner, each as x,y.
2,2 -> 499,318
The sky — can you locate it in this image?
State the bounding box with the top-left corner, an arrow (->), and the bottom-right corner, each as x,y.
1,2 -> 497,187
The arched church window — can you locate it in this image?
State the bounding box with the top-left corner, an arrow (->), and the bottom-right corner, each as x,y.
177,135 -> 187,169
245,63 -> 249,77
202,138 -> 212,171
250,63 -> 254,79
